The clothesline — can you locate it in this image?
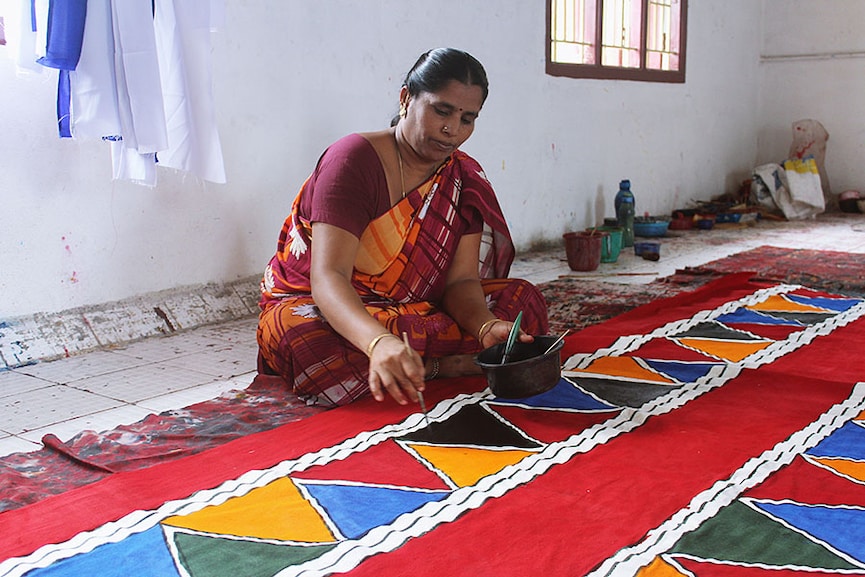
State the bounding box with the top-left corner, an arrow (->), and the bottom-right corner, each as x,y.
0,0 -> 226,186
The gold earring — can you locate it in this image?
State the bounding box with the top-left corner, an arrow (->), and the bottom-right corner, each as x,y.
399,103 -> 407,118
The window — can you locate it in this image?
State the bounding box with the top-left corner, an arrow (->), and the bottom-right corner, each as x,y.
547,0 -> 687,83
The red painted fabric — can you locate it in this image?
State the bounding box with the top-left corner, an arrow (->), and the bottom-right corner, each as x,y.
3,275 -> 865,576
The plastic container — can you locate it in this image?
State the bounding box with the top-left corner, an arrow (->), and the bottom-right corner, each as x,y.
563,231 -> 605,271
634,240 -> 661,260
669,211 -> 693,230
475,336 -> 564,398
696,216 -> 715,230
587,226 -> 623,263
614,180 -> 635,248
715,213 -> 742,224
633,218 -> 669,237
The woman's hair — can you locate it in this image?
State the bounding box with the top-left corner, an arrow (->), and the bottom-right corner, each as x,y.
403,48 -> 489,103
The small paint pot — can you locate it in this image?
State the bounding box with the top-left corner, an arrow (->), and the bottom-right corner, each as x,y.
563,231 -> 606,272
476,336 -> 564,399
696,217 -> 715,230
634,240 -> 661,260
669,211 -> 693,230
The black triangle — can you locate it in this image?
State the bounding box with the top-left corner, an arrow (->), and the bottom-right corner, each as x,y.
399,404 -> 541,448
672,321 -> 761,341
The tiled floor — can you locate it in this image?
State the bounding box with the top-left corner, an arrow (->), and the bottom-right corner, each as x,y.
0,320 -> 260,457
2,213 -> 864,458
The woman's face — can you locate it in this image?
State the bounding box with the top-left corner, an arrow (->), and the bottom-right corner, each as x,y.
400,80 -> 485,164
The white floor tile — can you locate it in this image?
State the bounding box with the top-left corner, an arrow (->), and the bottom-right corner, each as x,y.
18,404 -> 157,444
193,317 -> 259,343
135,373 -> 255,414
0,385 -> 124,434
109,332 -> 233,363
0,370 -> 53,400
68,363 -> 221,404
13,350 -> 148,385
158,341 -> 258,379
0,435 -> 42,458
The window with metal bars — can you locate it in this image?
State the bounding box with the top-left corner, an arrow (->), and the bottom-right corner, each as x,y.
547,0 -> 687,82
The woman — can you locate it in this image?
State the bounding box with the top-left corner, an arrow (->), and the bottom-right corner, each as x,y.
258,48 -> 549,407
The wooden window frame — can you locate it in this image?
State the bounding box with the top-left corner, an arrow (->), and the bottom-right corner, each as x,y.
546,0 -> 688,83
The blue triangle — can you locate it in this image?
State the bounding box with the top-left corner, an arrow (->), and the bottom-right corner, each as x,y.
754,500 -> 865,563
494,378 -> 616,410
643,359 -> 718,383
716,308 -> 802,326
787,293 -> 862,313
807,422 -> 865,460
24,525 -> 179,577
299,482 -> 449,539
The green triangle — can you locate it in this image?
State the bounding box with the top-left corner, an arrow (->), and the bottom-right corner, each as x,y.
670,500 -> 860,570
172,530 -> 337,577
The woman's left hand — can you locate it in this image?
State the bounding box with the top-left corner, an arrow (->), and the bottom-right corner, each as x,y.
479,319 -> 534,350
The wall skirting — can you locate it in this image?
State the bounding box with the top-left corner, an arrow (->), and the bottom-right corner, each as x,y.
0,276 -> 261,370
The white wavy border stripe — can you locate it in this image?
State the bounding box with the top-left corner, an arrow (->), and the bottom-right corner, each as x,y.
586,382 -> 865,577
2,287 -> 863,577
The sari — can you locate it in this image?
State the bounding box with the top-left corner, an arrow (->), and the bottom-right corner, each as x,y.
258,138 -> 548,405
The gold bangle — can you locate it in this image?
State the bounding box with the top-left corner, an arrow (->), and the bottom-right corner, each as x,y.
366,333 -> 398,358
477,318 -> 500,342
425,357 -> 440,381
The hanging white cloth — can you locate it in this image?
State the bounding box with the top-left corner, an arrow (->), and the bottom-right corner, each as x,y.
4,0 -> 226,186
110,140 -> 158,185
1,0 -> 44,74
107,0 -> 168,186
70,0 -> 122,141
32,0 -> 47,59
110,0 -> 167,154
153,0 -> 226,184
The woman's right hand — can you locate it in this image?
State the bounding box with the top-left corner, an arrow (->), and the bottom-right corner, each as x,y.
367,333 -> 425,405
309,223 -> 425,404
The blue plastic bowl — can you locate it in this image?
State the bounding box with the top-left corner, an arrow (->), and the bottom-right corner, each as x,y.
633,220 -> 669,237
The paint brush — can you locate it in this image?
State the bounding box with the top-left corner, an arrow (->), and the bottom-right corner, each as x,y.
403,332 -> 430,429
543,329 -> 570,356
501,311 -> 523,364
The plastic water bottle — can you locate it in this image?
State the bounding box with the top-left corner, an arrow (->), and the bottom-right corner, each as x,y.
615,179 -> 635,248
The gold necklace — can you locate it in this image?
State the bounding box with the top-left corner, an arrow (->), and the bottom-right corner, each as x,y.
393,131 -> 406,199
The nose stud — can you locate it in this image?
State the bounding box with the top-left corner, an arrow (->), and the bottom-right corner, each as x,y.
443,125 -> 450,134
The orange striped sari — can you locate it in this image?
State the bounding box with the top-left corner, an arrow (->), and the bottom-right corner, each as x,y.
257,148 -> 548,405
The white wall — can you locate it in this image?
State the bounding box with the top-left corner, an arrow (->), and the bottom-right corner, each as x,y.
758,0 -> 865,194
1,0 -> 765,318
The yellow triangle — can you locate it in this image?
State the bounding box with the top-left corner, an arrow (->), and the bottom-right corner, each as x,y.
570,356 -> 674,384
813,457 -> 865,483
162,477 -> 336,543
636,555 -> 689,577
676,337 -> 772,362
409,444 -> 535,488
747,294 -> 827,313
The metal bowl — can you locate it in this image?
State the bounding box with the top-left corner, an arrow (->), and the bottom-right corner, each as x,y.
475,336 -> 564,399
